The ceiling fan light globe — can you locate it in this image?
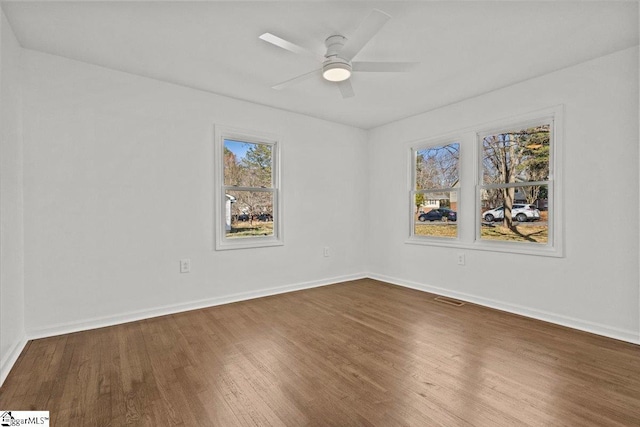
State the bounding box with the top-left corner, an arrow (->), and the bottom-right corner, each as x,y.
322,63 -> 351,82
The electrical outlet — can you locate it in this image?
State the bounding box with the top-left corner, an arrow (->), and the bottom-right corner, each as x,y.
457,253 -> 465,266
323,247 -> 330,257
180,258 -> 191,273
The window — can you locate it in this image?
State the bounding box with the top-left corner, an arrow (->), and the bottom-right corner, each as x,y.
479,120 -> 552,246
214,126 -> 282,250
406,107 -> 563,256
410,142 -> 460,240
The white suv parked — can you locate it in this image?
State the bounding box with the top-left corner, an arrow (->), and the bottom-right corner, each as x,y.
482,204 -> 541,222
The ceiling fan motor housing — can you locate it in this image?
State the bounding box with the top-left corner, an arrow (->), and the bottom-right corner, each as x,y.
323,35 -> 352,81
325,35 -> 347,57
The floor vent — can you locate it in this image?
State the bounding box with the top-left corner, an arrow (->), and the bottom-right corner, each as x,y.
434,296 -> 465,307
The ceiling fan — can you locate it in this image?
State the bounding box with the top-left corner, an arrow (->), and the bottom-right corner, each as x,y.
259,9 -> 418,98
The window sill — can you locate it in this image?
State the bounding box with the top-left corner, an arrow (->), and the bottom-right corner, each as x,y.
216,237 -> 284,251
405,237 -> 563,258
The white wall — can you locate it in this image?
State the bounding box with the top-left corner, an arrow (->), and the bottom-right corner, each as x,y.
21,50 -> 368,336
0,10 -> 26,384
367,47 -> 640,342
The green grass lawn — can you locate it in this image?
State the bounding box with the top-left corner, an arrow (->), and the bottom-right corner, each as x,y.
481,225 -> 547,243
414,223 -> 458,238
227,221 -> 274,238
415,222 -> 548,243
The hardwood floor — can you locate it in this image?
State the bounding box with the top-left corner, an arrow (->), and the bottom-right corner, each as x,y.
1,279 -> 640,426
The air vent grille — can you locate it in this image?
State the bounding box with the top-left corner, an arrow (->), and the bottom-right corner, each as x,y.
434,296 -> 465,307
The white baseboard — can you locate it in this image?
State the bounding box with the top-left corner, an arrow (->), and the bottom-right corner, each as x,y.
27,273 -> 367,340
368,273 -> 640,345
1,333 -> 28,387
20,271 -> 639,352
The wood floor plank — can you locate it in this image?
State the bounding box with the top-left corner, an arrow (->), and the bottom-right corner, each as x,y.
1,279 -> 640,426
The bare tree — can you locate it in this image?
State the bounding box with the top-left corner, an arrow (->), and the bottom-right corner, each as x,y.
416,144 -> 459,190
482,125 -> 549,228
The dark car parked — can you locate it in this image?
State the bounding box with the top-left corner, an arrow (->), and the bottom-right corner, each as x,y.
418,208 -> 457,222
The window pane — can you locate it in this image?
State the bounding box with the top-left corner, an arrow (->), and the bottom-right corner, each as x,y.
414,191 -> 458,238
482,124 -> 550,184
224,140 -> 273,188
226,190 -> 274,238
415,143 -> 459,190
480,184 -> 548,244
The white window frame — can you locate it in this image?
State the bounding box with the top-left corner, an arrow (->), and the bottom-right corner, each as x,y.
214,125 -> 283,251
408,138 -> 462,244
475,109 -> 563,257
405,106 -> 564,257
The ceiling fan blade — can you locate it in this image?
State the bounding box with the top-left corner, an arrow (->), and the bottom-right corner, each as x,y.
339,9 -> 391,61
272,69 -> 320,90
259,33 -> 323,61
337,80 -> 355,98
352,61 -> 419,72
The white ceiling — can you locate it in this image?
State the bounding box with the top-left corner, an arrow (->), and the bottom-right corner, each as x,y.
2,1 -> 638,129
